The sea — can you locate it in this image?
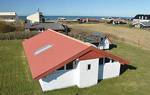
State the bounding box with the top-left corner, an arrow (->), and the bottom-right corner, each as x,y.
19,16 -> 132,20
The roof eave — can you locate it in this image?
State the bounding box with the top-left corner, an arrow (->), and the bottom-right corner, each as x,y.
33,46 -> 94,80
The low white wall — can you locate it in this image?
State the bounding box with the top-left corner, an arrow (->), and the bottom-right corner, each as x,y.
39,70 -> 75,91
98,62 -> 121,79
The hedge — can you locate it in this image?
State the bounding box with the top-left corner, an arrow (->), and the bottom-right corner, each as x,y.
0,31 -> 39,40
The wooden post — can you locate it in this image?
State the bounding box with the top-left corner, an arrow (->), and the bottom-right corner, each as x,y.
64,64 -> 66,70
103,58 -> 105,64
138,39 -> 140,47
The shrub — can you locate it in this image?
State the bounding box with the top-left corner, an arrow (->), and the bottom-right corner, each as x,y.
0,22 -> 16,33
0,21 -> 25,33
0,31 -> 38,40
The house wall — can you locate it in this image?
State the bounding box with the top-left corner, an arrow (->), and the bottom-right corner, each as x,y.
133,19 -> 150,25
0,15 -> 18,22
0,19 -> 16,22
98,38 -> 110,50
39,58 -> 121,91
39,58 -> 99,91
98,61 -> 121,79
27,12 -> 40,23
76,58 -> 99,88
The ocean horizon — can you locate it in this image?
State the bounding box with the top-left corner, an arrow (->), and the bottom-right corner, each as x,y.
19,16 -> 132,20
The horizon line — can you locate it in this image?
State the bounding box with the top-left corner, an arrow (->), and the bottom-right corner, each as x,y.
18,15 -> 133,17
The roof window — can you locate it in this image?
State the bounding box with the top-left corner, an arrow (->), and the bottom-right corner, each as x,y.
34,44 -> 53,55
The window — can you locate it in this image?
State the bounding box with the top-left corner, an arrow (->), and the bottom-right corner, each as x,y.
73,61 -> 78,69
66,62 -> 73,70
57,66 -> 64,70
87,64 -> 91,70
112,59 -> 115,63
105,57 -> 110,63
139,16 -> 141,19
57,61 -> 76,71
100,38 -> 104,44
142,16 -> 144,20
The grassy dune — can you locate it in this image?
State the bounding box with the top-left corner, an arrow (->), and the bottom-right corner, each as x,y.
0,40 -> 150,95
70,23 -> 150,50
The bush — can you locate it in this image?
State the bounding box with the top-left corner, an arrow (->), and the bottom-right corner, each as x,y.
0,22 -> 16,33
0,31 -> 38,40
128,23 -> 134,28
0,21 -> 25,33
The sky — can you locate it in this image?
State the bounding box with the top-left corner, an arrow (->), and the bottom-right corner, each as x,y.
0,0 -> 150,17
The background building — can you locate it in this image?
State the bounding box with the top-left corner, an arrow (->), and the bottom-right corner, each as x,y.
0,12 -> 18,22
27,11 -> 45,23
132,14 -> 150,28
23,29 -> 129,92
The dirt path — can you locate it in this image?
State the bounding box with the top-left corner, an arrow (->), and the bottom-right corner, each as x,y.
70,23 -> 150,50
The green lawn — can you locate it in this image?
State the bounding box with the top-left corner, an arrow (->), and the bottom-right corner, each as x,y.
0,40 -> 150,95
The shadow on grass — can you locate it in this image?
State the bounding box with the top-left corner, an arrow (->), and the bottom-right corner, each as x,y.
92,43 -> 117,50
98,80 -> 103,83
120,64 -> 137,75
109,44 -> 117,50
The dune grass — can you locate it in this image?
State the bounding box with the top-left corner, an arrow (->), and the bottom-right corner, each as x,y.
0,40 -> 150,95
70,23 -> 150,50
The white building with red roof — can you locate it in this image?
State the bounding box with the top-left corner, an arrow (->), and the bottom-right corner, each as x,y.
23,29 -> 129,92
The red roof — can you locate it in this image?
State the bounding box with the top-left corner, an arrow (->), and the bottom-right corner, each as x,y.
23,29 -> 128,80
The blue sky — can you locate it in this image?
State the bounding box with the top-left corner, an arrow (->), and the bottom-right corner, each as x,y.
0,0 -> 149,17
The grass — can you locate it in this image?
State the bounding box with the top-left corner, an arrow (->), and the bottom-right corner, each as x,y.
70,23 -> 150,50
0,40 -> 150,95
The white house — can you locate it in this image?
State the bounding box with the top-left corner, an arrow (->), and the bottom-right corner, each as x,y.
27,11 -> 45,23
0,12 -> 18,22
23,29 -> 129,92
132,14 -> 150,28
139,21 -> 150,28
85,32 -> 112,50
98,36 -> 111,50
57,17 -> 67,21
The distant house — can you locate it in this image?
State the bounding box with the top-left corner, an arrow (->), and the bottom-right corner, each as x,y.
78,18 -> 99,23
132,14 -> 150,27
25,23 -> 70,34
0,12 -> 18,22
139,21 -> 150,28
106,17 -> 127,25
27,11 -> 45,23
85,32 -> 112,50
57,17 -> 67,21
38,23 -> 69,31
25,23 -> 44,31
23,29 -> 129,92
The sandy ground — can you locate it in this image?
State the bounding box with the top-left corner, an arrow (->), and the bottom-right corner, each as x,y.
69,23 -> 150,50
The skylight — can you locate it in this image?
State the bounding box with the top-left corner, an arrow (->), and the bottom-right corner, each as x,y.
34,44 -> 53,55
